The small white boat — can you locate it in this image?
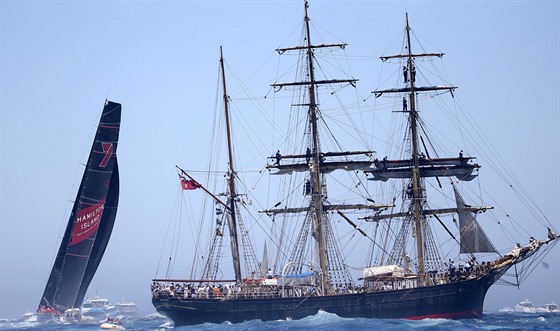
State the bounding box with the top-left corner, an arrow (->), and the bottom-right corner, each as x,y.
100,322 -> 125,330
100,317 -> 125,330
536,303 -> 560,313
514,299 -> 536,313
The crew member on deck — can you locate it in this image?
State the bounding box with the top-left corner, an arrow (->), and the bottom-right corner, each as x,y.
275,150 -> 281,165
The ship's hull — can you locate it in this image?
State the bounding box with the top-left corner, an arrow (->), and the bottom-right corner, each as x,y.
153,275 -> 494,326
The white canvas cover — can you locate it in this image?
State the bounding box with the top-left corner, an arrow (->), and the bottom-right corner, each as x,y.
362,265 -> 404,279
261,278 -> 278,286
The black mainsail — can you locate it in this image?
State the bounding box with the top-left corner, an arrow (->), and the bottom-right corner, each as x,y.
39,100 -> 121,313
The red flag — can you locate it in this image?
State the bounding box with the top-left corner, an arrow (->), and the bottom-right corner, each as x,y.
179,175 -> 201,190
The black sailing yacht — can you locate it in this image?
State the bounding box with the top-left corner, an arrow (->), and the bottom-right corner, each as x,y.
37,100 -> 121,321
151,2 -> 558,326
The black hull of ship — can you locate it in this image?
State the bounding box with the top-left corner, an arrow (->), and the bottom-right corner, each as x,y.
153,275 -> 494,326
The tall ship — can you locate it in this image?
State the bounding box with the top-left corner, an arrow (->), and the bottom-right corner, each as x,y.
151,2 -> 558,326
37,100 -> 121,321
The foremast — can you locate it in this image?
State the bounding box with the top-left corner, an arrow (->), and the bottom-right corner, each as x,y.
371,14 -> 458,285
266,1 -> 382,295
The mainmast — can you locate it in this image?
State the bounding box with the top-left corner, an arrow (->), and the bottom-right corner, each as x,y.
269,0 -> 358,295
303,0 -> 330,295
220,46 -> 242,283
404,13 -> 426,283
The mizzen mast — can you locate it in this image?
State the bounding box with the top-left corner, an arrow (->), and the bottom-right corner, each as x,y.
220,46 -> 242,283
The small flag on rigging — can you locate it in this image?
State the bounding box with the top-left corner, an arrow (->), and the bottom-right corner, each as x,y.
179,175 -> 201,190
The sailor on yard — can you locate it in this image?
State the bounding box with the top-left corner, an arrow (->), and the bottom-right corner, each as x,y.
548,227 -> 558,240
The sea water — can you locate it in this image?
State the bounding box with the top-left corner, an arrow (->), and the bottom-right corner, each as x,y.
1,311 -> 559,331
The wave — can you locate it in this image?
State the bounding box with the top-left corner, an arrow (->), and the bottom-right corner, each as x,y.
2,311 -> 559,331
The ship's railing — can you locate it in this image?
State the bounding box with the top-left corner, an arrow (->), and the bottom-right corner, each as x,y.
151,282 -> 318,300
151,281 -> 370,300
150,259 -> 505,300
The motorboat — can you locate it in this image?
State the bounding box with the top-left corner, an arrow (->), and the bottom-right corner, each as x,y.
116,300 -> 137,317
536,303 -> 559,313
82,296 -> 116,319
514,300 -> 536,313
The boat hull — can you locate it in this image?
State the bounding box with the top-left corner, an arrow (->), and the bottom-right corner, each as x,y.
100,322 -> 125,330
153,276 -> 493,326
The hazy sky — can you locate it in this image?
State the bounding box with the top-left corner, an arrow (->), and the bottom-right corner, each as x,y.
1,0 -> 559,320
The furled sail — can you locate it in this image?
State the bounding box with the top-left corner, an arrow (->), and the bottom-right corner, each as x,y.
454,186 -> 496,253
267,160 -> 374,175
39,100 -> 121,312
266,151 -> 375,175
367,157 -> 480,182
